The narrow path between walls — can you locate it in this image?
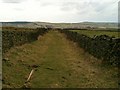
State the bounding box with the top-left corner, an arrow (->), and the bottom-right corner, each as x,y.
3,30 -> 118,88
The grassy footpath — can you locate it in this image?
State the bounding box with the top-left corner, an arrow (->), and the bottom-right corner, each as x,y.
3,30 -> 118,88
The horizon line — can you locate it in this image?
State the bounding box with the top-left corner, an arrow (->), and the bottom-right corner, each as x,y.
0,21 -> 118,23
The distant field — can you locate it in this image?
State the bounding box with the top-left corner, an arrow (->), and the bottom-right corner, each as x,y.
71,30 -> 119,38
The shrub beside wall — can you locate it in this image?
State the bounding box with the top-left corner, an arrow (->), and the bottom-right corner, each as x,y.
60,30 -> 120,66
2,28 -> 48,53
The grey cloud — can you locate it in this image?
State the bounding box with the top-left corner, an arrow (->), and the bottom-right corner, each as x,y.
61,2 -> 80,11
60,1 -> 117,22
40,2 -> 54,7
89,2 -> 114,12
60,1 -> 115,19
2,0 -> 24,3
60,1 -> 111,12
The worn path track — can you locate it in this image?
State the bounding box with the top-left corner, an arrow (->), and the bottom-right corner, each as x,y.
3,30 -> 118,88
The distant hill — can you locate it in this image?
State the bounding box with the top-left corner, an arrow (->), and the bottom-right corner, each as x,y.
81,22 -> 117,28
2,22 -> 35,28
1,21 -> 118,30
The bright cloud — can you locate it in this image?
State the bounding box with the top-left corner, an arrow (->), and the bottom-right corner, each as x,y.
0,0 -> 119,22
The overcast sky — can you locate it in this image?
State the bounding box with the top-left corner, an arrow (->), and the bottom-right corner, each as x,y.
0,0 -> 119,23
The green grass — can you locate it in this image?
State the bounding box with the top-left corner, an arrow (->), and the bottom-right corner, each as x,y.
71,30 -> 119,38
3,30 -> 118,88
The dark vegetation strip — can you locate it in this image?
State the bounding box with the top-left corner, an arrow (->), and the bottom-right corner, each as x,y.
59,29 -> 120,66
2,28 -> 48,53
57,28 -> 119,32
